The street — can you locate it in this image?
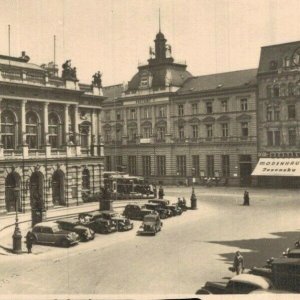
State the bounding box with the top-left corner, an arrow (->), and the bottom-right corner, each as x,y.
0,186 -> 300,295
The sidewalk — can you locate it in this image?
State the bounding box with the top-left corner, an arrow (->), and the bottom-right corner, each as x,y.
0,199 -> 152,256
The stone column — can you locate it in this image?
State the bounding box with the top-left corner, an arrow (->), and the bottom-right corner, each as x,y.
91,109 -> 97,156
74,105 -> 81,155
151,106 -> 156,135
137,106 -> 141,138
64,104 -> 69,144
0,99 -> 3,158
122,108 -> 128,145
165,104 -> 172,143
21,100 -> 28,158
44,102 -> 51,156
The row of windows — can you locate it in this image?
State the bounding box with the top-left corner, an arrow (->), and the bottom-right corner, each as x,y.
104,122 -> 251,142
266,104 -> 296,121
266,82 -> 300,98
106,155 -> 231,178
1,110 -> 91,150
103,98 -> 250,121
267,129 -> 298,146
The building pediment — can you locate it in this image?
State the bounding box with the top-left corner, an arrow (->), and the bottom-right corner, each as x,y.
188,117 -> 201,124
217,115 -> 230,122
202,116 -> 215,123
141,120 -> 152,127
103,123 -> 111,130
155,120 -> 167,127
127,121 -> 137,128
174,118 -> 186,125
236,114 -> 251,121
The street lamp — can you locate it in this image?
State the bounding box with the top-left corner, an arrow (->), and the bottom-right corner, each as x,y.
190,167 -> 197,210
12,189 -> 22,254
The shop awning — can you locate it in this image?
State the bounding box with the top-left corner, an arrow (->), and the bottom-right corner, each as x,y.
252,158 -> 300,176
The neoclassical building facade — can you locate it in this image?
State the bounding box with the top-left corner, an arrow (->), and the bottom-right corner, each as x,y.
0,53 -> 105,214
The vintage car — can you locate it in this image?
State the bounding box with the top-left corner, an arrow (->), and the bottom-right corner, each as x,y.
282,247 -> 300,258
196,274 -> 273,294
98,210 -> 133,231
30,221 -> 79,247
143,203 -> 170,219
177,197 -> 188,211
56,218 -> 95,241
122,204 -> 153,220
78,211 -> 117,234
148,199 -> 182,216
137,213 -> 163,236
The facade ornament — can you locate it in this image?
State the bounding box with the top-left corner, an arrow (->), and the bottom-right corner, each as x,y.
92,71 -> 102,88
34,164 -> 40,172
149,46 -> 155,59
56,163 -> 60,170
165,44 -> 172,57
62,60 -> 77,81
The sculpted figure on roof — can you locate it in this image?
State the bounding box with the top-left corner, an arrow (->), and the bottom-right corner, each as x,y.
62,60 -> 77,81
92,71 -> 102,88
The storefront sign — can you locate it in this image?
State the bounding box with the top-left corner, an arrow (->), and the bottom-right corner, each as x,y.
252,158 -> 300,176
258,152 -> 300,158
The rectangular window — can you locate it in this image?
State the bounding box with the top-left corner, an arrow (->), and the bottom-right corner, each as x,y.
178,126 -> 185,140
192,103 -> 198,115
178,104 -> 184,116
128,156 -> 137,175
288,105 -> 296,119
158,106 -> 166,118
192,155 -> 200,176
206,155 -> 214,178
221,99 -> 228,112
105,156 -> 111,171
206,102 -> 213,114
116,156 -> 123,171
192,125 -> 198,138
104,129 -> 111,142
222,155 -> 230,177
116,110 -> 121,121
274,109 -> 280,121
240,98 -> 248,111
129,109 -> 136,120
267,131 -> 273,146
157,127 -> 165,141
116,128 -> 122,141
143,127 -> 152,138
222,123 -> 228,137
128,128 -> 137,141
241,122 -> 249,137
176,155 -> 186,176
274,130 -> 280,146
143,107 -> 151,119
288,128 -> 297,146
206,124 -> 213,138
156,156 -> 166,176
266,108 -> 272,121
142,156 -> 151,176
105,111 -> 111,121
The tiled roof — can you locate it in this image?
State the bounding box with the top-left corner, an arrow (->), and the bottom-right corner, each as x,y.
258,40 -> 300,74
177,69 -> 257,94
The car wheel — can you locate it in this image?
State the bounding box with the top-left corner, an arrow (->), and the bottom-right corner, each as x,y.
61,239 -> 69,248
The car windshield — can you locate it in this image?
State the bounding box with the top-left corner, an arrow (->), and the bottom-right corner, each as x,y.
51,224 -> 62,233
144,215 -> 157,222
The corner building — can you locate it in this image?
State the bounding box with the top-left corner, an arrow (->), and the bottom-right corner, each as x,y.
102,31 -> 258,186
0,53 -> 105,214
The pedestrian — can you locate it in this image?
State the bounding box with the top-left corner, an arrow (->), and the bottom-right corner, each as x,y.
233,251 -> 244,275
158,185 -> 164,199
243,190 -> 250,206
26,231 -> 33,254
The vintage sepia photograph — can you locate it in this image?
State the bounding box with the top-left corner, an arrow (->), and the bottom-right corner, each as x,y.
0,0 -> 300,299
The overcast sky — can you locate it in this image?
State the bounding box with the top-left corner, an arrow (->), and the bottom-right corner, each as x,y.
1,0 -> 300,86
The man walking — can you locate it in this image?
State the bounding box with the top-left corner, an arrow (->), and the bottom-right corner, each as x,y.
25,231 -> 33,254
233,251 -> 244,275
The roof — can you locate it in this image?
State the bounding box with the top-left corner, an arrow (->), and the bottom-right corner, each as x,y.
102,84 -> 124,101
230,274 -> 271,289
33,221 -> 58,227
177,69 -> 257,94
258,40 -> 300,74
56,218 -> 79,224
0,58 -> 44,71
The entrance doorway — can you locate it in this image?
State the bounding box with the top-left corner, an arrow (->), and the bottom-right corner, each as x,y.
30,171 -> 44,210
239,155 -> 252,186
5,172 -> 22,212
52,170 -> 65,206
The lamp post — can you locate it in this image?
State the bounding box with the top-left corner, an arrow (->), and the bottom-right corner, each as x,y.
12,190 -> 22,254
190,167 -> 197,210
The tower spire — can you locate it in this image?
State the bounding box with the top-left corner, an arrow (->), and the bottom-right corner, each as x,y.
159,8 -> 161,32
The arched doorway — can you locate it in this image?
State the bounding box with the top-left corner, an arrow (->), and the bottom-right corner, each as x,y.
30,171 -> 45,210
52,170 -> 65,206
5,172 -> 21,212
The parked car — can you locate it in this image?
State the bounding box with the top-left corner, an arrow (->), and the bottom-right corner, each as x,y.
143,203 -> 170,219
98,210 -> 133,231
282,247 -> 300,258
137,213 -> 163,236
177,197 -> 188,211
30,221 -> 79,247
196,274 -> 273,294
56,218 -> 95,241
149,199 -> 182,216
78,211 -> 117,234
122,204 -> 153,220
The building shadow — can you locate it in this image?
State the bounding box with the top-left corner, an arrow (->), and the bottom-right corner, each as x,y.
208,230 -> 300,269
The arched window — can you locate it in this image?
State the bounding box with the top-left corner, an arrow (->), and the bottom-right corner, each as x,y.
1,110 -> 16,149
48,113 -> 61,148
288,82 -> 295,96
82,168 -> 90,191
26,111 -> 39,149
266,85 -> 272,98
273,85 -> 280,97
79,122 -> 90,148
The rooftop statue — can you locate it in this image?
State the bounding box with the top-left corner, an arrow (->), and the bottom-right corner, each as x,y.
62,60 -> 77,81
92,71 -> 102,88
